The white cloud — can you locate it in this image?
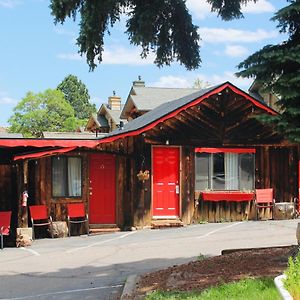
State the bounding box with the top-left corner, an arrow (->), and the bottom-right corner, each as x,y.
202,71 -> 253,88
199,28 -> 277,43
0,0 -> 21,8
186,0 -> 212,20
150,72 -> 252,90
187,0 -> 274,20
57,46 -> 155,65
224,45 -> 249,57
0,96 -> 18,105
242,0 -> 275,14
151,76 -> 191,88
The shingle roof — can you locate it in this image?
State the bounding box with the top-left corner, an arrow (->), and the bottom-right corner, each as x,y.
0,132 -> 23,138
131,86 -> 199,111
99,81 -> 277,143
120,86 -> 199,118
42,131 -> 106,139
104,84 -> 222,140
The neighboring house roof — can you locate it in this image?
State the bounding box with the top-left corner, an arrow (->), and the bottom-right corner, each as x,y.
0,132 -> 23,138
100,104 -> 126,126
0,127 -> 8,133
99,81 -> 277,144
120,86 -> 199,119
42,131 -> 106,139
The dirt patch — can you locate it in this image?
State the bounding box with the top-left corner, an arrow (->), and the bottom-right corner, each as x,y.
133,246 -> 296,298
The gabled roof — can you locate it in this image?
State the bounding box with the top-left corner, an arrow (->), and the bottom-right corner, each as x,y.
99,81 -> 277,144
120,86 -> 199,118
100,104 -> 126,125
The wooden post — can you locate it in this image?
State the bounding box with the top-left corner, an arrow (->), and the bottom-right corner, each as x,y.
21,160 -> 29,228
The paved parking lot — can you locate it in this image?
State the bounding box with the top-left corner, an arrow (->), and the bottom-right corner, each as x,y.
0,219 -> 299,299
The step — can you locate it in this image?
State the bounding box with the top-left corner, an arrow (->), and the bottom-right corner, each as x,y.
89,225 -> 121,235
151,219 -> 184,229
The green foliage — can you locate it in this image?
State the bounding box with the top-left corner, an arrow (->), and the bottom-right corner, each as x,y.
284,252 -> 300,299
8,89 -> 79,137
145,278 -> 280,300
57,74 -> 96,119
207,0 -> 258,21
237,0 -> 300,143
50,0 -> 201,70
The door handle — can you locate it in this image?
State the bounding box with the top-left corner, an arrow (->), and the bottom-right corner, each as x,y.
175,185 -> 180,194
89,192 -> 92,196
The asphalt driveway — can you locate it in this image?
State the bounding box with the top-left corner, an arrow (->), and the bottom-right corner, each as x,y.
0,219 -> 299,300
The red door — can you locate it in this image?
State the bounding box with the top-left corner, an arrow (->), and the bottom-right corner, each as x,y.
152,147 -> 180,217
89,153 -> 116,224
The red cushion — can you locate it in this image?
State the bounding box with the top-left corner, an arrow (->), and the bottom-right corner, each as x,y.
67,203 -> 86,218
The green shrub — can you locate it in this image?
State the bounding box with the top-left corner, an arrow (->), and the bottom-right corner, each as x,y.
284,251 -> 300,300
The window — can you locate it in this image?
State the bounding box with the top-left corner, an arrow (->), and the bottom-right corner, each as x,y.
195,151 -> 254,191
52,156 -> 82,197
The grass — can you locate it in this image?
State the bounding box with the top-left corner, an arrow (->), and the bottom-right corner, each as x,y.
145,278 -> 280,300
284,251 -> 300,300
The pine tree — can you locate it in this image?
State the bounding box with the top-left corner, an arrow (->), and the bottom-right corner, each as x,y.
237,0 -> 300,143
57,75 -> 96,120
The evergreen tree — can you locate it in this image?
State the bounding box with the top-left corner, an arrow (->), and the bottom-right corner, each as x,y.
50,0 -> 256,70
237,0 -> 300,143
57,75 -> 96,120
9,89 -> 79,137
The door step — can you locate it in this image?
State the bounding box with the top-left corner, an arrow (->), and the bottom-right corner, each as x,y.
89,224 -> 120,235
151,219 -> 184,229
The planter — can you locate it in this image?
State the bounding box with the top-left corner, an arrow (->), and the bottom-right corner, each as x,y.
274,274 -> 293,300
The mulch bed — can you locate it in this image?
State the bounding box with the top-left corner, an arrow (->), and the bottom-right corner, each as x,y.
133,246 -> 296,298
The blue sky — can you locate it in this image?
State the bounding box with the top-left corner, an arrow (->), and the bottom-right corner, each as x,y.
0,0 -> 286,126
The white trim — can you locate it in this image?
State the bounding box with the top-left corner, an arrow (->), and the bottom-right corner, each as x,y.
274,274 -> 293,300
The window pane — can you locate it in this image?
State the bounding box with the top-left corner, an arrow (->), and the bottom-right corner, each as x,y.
225,153 -> 239,190
239,154 -> 255,190
68,157 -> 82,197
212,153 -> 225,190
52,157 -> 66,197
195,153 -> 209,190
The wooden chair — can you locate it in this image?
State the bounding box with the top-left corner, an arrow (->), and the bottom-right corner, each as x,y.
255,188 -> 275,220
67,203 -> 89,236
29,205 -> 54,239
0,211 -> 11,250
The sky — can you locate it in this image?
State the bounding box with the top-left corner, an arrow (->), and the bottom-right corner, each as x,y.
0,0 -> 287,126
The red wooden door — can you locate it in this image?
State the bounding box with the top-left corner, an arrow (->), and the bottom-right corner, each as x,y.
89,153 -> 116,224
152,147 -> 180,217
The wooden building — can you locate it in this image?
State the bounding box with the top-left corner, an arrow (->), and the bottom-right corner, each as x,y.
0,81 -> 299,241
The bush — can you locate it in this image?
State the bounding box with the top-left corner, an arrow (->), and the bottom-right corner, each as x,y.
284,251 -> 300,300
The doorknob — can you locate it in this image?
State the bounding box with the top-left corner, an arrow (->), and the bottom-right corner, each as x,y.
175,185 -> 180,194
89,192 -> 92,196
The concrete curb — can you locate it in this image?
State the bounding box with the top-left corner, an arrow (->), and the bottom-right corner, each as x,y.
121,274 -> 139,300
274,274 -> 293,300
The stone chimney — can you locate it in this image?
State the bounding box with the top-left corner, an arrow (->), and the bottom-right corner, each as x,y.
133,75 -> 145,87
108,91 -> 121,111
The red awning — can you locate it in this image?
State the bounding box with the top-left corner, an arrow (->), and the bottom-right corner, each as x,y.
0,139 -> 100,148
195,148 -> 256,153
13,147 -> 77,161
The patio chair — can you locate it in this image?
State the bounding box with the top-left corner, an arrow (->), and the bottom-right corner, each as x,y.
255,188 -> 275,220
0,211 -> 11,250
29,205 -> 54,240
67,203 -> 89,237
